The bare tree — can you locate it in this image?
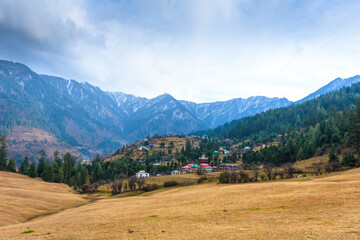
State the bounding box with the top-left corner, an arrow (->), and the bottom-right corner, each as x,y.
253,168 -> 260,182
128,176 -> 137,191
263,163 -> 274,180
312,163 -> 322,175
284,163 -> 296,178
136,177 -> 146,189
112,179 -> 123,195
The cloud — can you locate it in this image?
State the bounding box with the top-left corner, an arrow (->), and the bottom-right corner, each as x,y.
1,0 -> 360,103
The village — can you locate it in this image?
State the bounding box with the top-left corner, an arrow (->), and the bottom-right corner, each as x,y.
102,134 -> 275,178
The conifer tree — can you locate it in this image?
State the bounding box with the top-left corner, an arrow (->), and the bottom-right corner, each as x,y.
53,161 -> 64,183
329,145 -> 339,163
81,168 -> 90,185
7,158 -> 16,172
42,164 -> 55,182
29,161 -> 37,178
0,134 -> 8,171
20,156 -> 30,175
348,109 -> 360,153
37,150 -> 47,177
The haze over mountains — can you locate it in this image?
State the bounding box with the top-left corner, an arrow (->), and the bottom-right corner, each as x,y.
1,59 -> 360,158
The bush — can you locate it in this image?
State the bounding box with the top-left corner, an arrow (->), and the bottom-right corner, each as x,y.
219,172 -> 230,183
80,184 -> 98,193
112,180 -> 123,195
142,184 -> 159,192
164,180 -> 179,187
238,171 -> 250,183
197,176 -> 207,184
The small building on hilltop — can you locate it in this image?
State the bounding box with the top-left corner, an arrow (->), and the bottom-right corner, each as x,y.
219,163 -> 239,172
135,170 -> 150,178
181,164 -> 192,173
199,163 -> 213,173
138,146 -> 149,151
198,155 -> 208,164
171,170 -> 181,175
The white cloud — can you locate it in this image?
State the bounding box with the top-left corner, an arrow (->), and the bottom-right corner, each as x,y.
1,0 -> 360,103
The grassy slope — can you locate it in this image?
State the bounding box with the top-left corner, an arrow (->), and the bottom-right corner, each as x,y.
1,168 -> 360,239
0,172 -> 87,227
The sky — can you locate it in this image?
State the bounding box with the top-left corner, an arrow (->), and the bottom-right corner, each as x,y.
0,0 -> 360,103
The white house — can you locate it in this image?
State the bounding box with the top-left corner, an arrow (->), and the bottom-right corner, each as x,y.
171,170 -> 181,175
136,170 -> 150,178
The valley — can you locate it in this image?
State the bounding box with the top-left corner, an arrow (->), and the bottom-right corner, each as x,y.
0,168 -> 359,239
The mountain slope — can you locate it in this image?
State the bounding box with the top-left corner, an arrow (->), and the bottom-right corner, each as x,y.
297,75 -> 360,104
2,59 -> 358,159
180,96 -> 292,129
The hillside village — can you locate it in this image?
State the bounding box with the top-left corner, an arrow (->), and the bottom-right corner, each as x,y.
94,134 -> 278,177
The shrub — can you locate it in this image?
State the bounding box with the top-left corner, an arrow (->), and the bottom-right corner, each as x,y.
142,184 -> 159,192
238,171 -> 250,183
219,172 -> 230,183
197,176 -> 207,184
80,184 -> 98,193
164,180 -> 179,187
112,180 -> 123,195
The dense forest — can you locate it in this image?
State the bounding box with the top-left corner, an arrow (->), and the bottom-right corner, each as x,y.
197,83 -> 360,167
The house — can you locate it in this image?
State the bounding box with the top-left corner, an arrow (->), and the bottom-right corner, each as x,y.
219,147 -> 225,154
136,170 -> 150,178
213,151 -> 219,155
181,164 -> 192,173
224,149 -> 230,154
219,163 -> 239,172
198,155 -> 208,164
171,170 -> 181,175
199,163 -> 213,173
191,164 -> 199,172
139,146 -> 149,151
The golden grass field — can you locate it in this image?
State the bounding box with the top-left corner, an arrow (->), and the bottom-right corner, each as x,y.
1,167 -> 360,239
0,172 -> 87,227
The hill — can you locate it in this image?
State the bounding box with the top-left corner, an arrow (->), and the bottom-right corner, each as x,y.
5,59 -> 358,160
0,171 -> 86,227
297,75 -> 360,104
0,168 -> 359,239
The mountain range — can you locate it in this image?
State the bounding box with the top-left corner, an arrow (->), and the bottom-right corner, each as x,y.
1,59 -> 360,159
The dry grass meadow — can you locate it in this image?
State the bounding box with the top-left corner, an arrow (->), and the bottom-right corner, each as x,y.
1,168 -> 360,239
0,171 -> 87,227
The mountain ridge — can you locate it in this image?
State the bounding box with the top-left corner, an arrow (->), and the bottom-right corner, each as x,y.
1,59 -> 360,159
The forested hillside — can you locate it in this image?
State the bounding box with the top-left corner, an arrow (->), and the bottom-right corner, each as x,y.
201,83 -> 360,167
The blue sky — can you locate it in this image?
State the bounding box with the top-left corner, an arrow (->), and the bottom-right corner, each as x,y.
1,0 -> 360,102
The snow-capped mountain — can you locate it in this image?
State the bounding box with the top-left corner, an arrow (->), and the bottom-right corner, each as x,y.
1,59 -> 358,157
180,96 -> 292,129
297,75 -> 360,104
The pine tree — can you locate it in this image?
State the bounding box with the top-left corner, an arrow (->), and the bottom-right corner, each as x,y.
42,164 -> 55,182
81,168 -> 90,185
37,150 -> 47,177
20,156 -> 30,175
329,145 -> 339,163
342,152 -> 356,167
29,161 -> 37,178
348,108 -> 360,153
0,134 -> 8,171
296,147 -> 304,160
7,158 -> 16,172
53,162 -> 64,183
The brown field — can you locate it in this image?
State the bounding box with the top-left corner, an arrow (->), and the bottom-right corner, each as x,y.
1,168 -> 360,239
0,171 -> 86,227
